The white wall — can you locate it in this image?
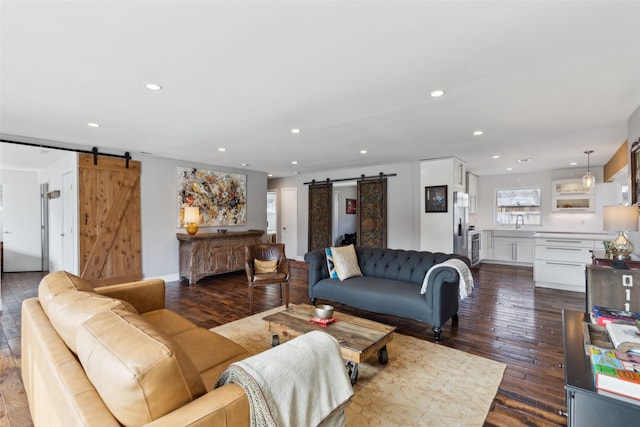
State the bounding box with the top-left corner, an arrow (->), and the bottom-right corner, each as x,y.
139,155 -> 268,281
268,161 -> 421,259
0,170 -> 40,240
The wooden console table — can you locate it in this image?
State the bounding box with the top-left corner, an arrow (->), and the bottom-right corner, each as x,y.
177,230 -> 264,285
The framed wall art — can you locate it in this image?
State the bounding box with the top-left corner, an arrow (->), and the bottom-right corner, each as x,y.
346,198 -> 356,214
178,167 -> 247,226
425,185 -> 448,213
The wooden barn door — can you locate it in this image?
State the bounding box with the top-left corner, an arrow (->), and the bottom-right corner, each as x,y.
78,154 -> 142,286
308,181 -> 333,252
357,177 -> 387,248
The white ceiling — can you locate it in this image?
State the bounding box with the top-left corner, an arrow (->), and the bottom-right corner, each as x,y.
1,1 -> 640,178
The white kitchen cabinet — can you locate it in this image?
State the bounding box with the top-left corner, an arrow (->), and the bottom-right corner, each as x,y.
492,236 -> 534,265
453,158 -> 466,189
551,179 -> 595,212
481,230 -> 493,260
466,172 -> 479,214
533,236 -> 596,292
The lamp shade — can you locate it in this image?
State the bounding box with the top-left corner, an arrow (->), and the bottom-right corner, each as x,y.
603,205 -> 639,232
183,206 -> 200,224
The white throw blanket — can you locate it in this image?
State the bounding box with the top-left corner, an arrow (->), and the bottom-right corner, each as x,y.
420,258 -> 474,300
215,330 -> 354,427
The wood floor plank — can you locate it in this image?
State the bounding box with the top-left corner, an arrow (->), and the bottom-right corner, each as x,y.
0,263 -> 584,426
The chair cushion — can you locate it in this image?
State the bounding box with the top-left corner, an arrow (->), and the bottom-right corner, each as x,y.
76,309 -> 207,426
330,244 -> 363,281
44,290 -> 138,353
252,272 -> 287,285
254,259 -> 278,273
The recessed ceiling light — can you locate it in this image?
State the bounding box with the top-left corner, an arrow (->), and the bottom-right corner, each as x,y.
145,83 -> 162,91
360,150 -> 367,154
87,122 -> 100,128
473,130 -> 483,136
218,148 -> 226,152
430,90 -> 445,98
291,128 -> 301,134
570,162 -> 577,166
291,161 -> 298,165
267,173 -> 273,177
506,167 -> 513,171
492,155 -> 500,159
518,158 -> 532,163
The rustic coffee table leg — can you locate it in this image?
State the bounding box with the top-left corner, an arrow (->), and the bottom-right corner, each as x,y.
346,361 -> 359,385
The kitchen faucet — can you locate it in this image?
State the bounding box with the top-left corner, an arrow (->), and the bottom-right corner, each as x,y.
515,214 -> 525,230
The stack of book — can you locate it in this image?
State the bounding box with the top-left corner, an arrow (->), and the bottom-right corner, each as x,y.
592,305 -> 640,326
589,345 -> 640,402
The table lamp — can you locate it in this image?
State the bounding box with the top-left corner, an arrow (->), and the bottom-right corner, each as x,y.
184,206 -> 200,235
603,205 -> 638,261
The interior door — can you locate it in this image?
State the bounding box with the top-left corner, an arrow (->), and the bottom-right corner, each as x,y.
308,182 -> 333,252
61,171 -> 75,272
2,183 -> 42,271
281,188 -> 298,259
357,178 -> 387,248
78,153 -> 142,286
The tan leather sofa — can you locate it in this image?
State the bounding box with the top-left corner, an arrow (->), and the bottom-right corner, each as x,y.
21,271 -> 332,426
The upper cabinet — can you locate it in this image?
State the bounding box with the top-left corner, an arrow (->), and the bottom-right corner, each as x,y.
552,179 -> 595,196
466,172 -> 479,213
453,158 -> 466,189
551,179 -> 595,212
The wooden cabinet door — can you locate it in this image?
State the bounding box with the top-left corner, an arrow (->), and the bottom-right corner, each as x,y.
211,247 -> 231,273
78,154 -> 142,286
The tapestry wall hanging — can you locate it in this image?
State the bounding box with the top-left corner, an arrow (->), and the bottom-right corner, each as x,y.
178,167 -> 247,227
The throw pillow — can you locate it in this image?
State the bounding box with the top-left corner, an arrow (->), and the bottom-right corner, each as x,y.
330,244 -> 362,281
255,258 -> 278,273
325,248 -> 339,279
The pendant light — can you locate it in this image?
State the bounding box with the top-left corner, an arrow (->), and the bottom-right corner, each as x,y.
582,150 -> 595,190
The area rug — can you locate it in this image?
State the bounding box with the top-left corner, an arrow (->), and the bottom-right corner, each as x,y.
212,307 -> 506,427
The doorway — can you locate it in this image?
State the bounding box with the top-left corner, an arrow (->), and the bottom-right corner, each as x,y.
332,183 -> 357,246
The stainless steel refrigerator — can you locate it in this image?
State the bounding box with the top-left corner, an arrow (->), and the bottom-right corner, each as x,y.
453,192 -> 469,257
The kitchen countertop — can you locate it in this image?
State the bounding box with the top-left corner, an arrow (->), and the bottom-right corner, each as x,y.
533,231 -> 615,240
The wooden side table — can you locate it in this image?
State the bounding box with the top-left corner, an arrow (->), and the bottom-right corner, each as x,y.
586,264 -> 640,313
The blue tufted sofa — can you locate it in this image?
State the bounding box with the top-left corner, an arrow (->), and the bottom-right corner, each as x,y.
304,246 -> 471,342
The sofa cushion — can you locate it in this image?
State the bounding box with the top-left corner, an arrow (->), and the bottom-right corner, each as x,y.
38,270 -> 95,310
172,327 -> 249,390
330,244 -> 362,281
325,248 -> 339,279
45,290 -> 138,353
76,309 -> 207,426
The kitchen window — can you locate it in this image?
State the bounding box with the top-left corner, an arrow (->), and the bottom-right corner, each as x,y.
496,188 -> 541,226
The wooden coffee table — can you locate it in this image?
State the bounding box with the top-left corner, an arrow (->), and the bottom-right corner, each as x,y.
263,304 -> 396,384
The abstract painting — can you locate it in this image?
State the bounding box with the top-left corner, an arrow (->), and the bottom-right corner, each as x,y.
178,167 -> 247,226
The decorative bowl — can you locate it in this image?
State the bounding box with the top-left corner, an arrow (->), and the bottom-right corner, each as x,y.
217,229 -> 227,234
314,304 -> 334,319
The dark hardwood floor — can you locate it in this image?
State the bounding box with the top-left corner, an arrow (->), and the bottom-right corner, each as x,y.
0,263 -> 583,426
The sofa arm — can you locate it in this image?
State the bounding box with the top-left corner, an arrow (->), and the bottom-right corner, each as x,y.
94,279 -> 165,313
304,250 -> 329,289
146,384 -> 249,427
422,267 -> 460,327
